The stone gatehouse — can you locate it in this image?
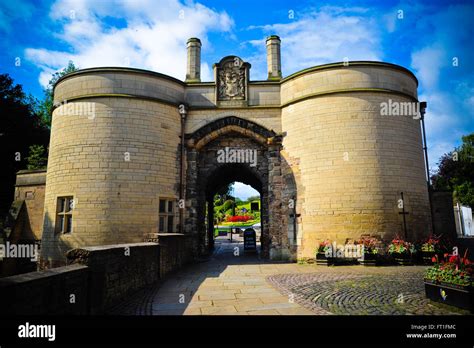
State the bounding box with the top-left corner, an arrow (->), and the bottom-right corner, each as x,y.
38,35 -> 432,266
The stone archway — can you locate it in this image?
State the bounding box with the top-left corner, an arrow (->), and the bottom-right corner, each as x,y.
184,116 -> 296,260
204,163 -> 265,253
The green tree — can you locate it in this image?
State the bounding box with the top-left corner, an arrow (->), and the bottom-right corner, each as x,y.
26,145 -> 48,170
215,182 -> 233,198
0,74 -> 49,215
37,61 -> 78,127
246,195 -> 260,202
213,182 -> 234,208
431,133 -> 474,207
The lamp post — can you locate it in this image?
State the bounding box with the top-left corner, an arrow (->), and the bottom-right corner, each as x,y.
419,101 -> 436,234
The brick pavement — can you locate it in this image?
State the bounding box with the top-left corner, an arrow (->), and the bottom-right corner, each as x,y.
109,238 -> 470,315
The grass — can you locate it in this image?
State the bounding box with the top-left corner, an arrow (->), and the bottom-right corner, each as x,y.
235,200 -> 259,211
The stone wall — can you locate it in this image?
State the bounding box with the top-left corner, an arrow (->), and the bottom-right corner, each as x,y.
144,233 -> 188,277
66,242 -> 160,314
185,107 -> 282,136
280,63 -> 418,104
54,68 -> 185,104
432,191 -> 457,240
1,170 -> 46,276
0,242 -> 190,314
0,263 -> 89,315
0,243 -> 161,315
12,169 -> 47,241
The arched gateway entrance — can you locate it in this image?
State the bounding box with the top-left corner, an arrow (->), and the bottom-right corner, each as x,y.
185,116 -> 297,260
204,164 -> 264,253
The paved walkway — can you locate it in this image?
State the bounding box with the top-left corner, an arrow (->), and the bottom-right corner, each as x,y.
110,237 -> 313,315
109,237 -> 470,315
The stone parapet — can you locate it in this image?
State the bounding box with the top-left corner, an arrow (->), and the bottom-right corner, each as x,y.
143,233 -> 189,277
0,263 -> 89,315
66,243 -> 160,314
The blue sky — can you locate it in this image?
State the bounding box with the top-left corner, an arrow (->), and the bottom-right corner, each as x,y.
1,0 -> 473,199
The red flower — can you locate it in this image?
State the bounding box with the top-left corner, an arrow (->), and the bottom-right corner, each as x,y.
226,215 -> 252,222
320,239 -> 331,247
431,256 -> 437,263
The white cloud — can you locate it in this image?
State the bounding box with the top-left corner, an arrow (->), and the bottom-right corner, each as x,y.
232,182 -> 260,200
411,46 -> 446,90
244,6 -> 383,79
39,68 -> 58,88
25,0 -> 234,87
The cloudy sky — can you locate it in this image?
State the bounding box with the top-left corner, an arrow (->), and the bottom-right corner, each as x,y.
1,0 -> 472,199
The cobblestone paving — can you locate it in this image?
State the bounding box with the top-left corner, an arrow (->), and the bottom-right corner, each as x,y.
109,237 -> 471,315
108,282 -> 161,315
267,269 -> 472,315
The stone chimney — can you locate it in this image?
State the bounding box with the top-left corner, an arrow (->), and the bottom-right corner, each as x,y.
186,38 -> 201,83
266,35 -> 282,80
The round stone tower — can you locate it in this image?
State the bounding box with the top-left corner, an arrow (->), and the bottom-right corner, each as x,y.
41,68 -> 183,265
280,62 -> 431,258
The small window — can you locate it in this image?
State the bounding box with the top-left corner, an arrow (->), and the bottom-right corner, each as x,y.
159,216 -> 165,232
56,196 -> 74,234
167,215 -> 174,233
25,191 -> 34,200
159,198 -> 175,233
159,200 -> 166,213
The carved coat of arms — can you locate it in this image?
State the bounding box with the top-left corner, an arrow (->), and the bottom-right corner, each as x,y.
217,58 -> 246,101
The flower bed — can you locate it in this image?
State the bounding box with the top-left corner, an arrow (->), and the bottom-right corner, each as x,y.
418,234 -> 450,265
424,252 -> 473,312
356,237 -> 379,266
226,215 -> 252,222
315,240 -> 359,266
388,237 -> 416,265
316,240 -> 331,266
